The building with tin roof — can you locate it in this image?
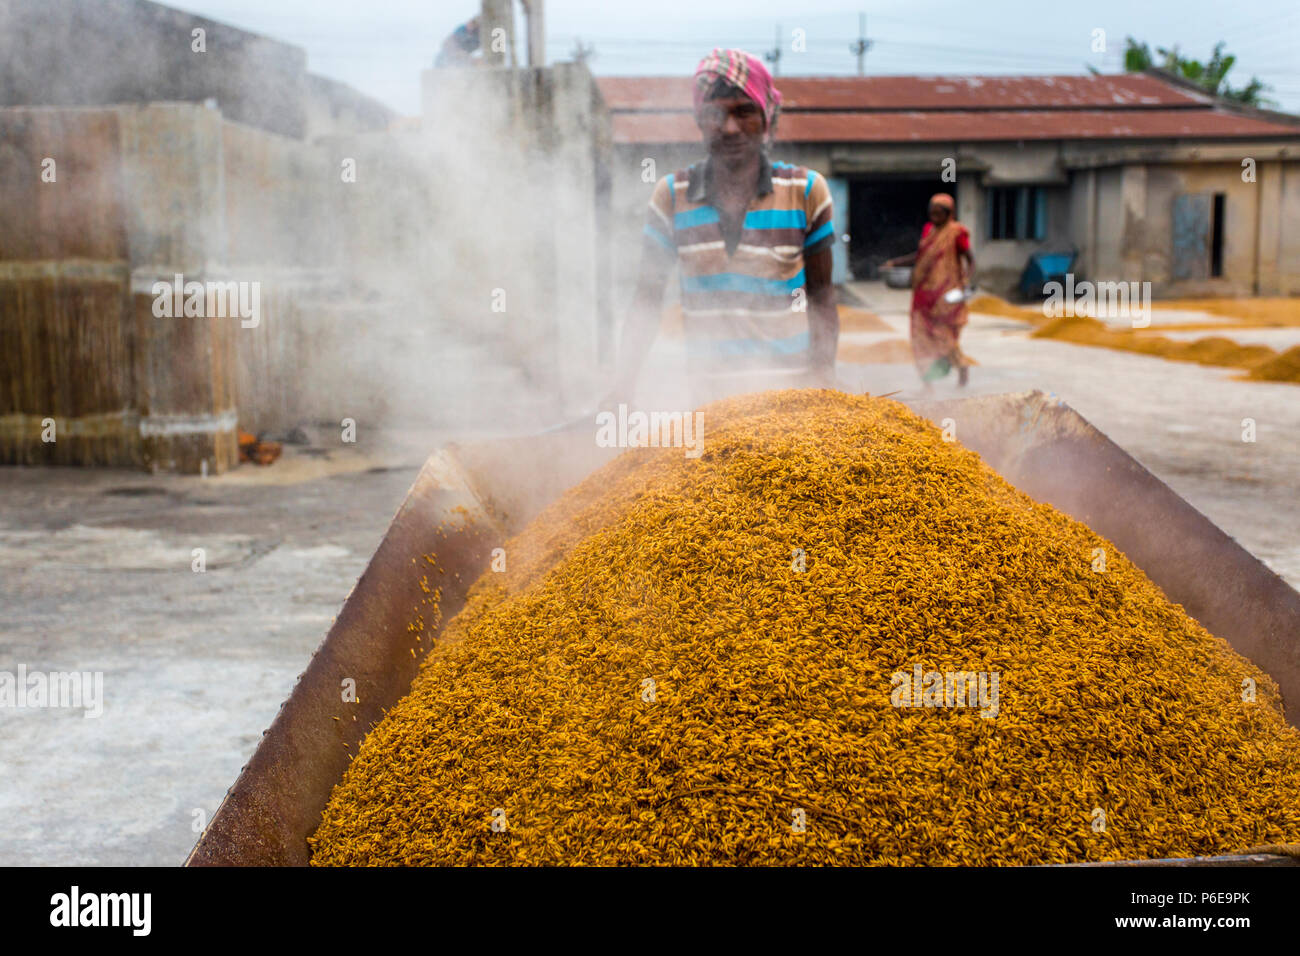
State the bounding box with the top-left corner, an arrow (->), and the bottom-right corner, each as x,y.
599,71 -> 1300,298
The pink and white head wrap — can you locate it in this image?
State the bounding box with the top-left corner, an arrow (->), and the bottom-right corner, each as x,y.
692,48 -> 782,132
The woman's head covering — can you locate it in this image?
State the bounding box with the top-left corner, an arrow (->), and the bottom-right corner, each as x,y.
692,48 -> 782,132
929,193 -> 956,214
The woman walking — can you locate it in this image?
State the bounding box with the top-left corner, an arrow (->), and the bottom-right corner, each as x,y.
883,193 -> 975,386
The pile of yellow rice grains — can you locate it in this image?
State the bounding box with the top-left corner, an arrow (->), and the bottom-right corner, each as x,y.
309,390 -> 1300,865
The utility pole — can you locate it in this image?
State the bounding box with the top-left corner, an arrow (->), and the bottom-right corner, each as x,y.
764,24 -> 782,77
849,12 -> 872,75
480,0 -> 516,67
520,0 -> 546,68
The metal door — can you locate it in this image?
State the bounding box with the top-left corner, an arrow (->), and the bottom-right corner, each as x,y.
1172,192 -> 1210,280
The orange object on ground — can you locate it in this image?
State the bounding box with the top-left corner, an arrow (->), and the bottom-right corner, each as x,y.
237,429 -> 283,465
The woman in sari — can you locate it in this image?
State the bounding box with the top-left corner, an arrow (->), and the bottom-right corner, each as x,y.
883,193 -> 975,386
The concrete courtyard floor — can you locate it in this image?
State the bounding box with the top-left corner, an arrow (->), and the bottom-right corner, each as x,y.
2,281 -> 1298,865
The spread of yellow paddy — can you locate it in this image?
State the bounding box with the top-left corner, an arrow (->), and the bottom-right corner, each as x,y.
310,390 -> 1300,865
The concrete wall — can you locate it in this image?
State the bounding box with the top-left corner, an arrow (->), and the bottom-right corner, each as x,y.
1139,160 -> 1296,296
222,118 -> 458,435
1,18 -> 617,469
223,119 -> 339,270
966,187 -> 1073,295
421,61 -> 612,411
1091,166 -> 1125,283
1279,162 -> 1300,296
1070,152 -> 1300,296
304,73 -> 398,141
0,99 -> 475,469
0,0 -> 308,139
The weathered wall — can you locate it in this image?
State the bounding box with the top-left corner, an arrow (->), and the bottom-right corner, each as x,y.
0,104 -> 240,472
303,73 -> 398,142
1142,160 -> 1293,296
420,62 -> 612,411
225,121 -> 324,269
1091,166 -> 1125,283
1280,162 -> 1300,296
1073,155 -> 1300,296
1,61 -> 633,469
0,111 -> 128,467
0,0 -> 308,139
121,105 -> 238,473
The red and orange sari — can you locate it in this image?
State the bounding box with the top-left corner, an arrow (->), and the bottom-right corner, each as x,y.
909,216 -> 971,380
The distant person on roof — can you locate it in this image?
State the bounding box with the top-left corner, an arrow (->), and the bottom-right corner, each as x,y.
605,48 -> 840,407
435,16 -> 481,67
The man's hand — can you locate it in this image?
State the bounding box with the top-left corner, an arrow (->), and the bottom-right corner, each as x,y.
804,245 -> 839,377
608,239 -> 673,408
808,364 -> 843,391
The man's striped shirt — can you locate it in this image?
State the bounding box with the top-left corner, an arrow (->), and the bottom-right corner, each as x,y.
643,153 -> 834,377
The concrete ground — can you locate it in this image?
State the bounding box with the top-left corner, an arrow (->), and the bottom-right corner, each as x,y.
0,431 -> 438,866
2,281 -> 1298,865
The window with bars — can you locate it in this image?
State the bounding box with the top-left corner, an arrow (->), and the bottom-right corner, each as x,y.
986,186 -> 1046,240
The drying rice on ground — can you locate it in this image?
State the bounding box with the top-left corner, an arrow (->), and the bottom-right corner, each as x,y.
1241,345 -> 1300,384
968,292 -> 1300,331
1032,316 -> 1295,380
967,294 -> 1044,323
1155,297 -> 1300,328
309,390 -> 1300,866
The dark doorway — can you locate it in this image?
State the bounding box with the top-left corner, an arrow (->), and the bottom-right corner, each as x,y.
848,176 -> 956,278
1210,192 -> 1226,278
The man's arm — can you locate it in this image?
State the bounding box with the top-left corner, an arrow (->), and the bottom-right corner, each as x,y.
603,242 -> 673,407
801,171 -> 839,385
804,244 -> 838,383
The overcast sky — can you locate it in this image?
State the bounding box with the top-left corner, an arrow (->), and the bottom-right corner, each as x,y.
164,0 -> 1300,115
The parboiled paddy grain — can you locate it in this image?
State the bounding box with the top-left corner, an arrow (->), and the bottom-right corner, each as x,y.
309,390 -> 1300,865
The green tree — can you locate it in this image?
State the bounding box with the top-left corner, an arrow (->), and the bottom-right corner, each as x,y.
1122,38 -> 1275,107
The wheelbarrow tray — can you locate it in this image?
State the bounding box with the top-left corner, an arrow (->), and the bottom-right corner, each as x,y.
185,391 -> 1300,867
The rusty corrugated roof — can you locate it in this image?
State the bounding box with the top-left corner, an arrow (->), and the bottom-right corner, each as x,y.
598,74 -> 1211,112
598,73 -> 1300,144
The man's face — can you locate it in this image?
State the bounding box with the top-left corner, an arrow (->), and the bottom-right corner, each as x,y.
696,95 -> 765,164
